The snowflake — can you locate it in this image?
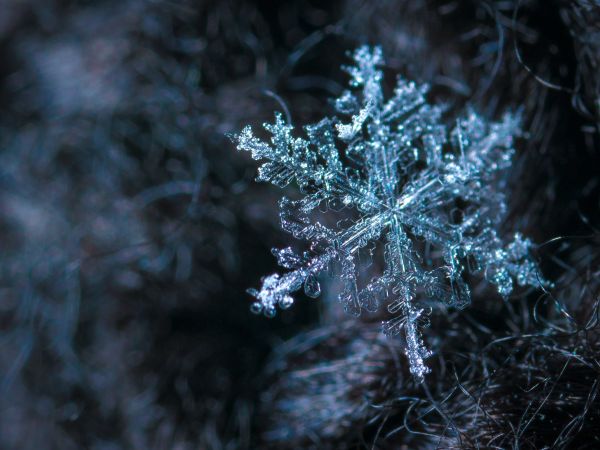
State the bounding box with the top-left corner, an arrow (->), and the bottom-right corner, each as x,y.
232,46 -> 547,381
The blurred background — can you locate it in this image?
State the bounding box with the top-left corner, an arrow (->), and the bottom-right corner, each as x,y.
0,1 -> 599,448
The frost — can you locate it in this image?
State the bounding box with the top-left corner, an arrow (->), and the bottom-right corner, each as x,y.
232,46 -> 548,381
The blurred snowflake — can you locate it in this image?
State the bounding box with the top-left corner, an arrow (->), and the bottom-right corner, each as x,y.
232,46 -> 548,380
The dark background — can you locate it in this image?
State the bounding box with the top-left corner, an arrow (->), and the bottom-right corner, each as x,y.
0,1 -> 599,448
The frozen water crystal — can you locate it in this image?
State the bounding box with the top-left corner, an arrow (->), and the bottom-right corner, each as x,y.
232,46 -> 548,381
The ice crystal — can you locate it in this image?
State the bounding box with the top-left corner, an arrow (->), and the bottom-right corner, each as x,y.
232,46 -> 547,381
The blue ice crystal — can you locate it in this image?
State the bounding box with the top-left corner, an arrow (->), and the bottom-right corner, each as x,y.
232,46 -> 547,381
